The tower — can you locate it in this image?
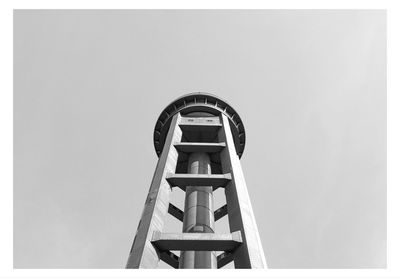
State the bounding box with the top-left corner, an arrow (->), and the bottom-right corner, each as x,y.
126,93 -> 267,269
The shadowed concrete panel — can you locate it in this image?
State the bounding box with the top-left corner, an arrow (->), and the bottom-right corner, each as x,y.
179,123 -> 222,133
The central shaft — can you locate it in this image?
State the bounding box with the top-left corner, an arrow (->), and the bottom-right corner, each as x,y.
179,152 -> 217,268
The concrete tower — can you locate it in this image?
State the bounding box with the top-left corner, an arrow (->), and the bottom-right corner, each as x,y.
126,93 -> 267,269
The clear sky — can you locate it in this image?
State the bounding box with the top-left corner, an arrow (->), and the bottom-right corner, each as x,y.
14,10 -> 386,268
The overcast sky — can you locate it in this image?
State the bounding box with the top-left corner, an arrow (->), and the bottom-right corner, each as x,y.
14,10 -> 386,268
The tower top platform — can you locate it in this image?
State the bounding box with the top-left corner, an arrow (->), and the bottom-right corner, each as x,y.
153,93 -> 246,158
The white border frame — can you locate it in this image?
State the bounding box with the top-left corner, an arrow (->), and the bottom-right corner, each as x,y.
1,1 -> 398,277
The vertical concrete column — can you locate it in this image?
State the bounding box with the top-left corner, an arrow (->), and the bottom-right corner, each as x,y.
179,152 -> 217,268
126,113 -> 182,268
218,114 -> 267,268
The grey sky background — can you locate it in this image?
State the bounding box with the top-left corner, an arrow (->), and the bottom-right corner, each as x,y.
14,10 -> 386,268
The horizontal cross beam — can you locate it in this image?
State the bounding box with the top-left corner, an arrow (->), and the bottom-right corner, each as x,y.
166,173 -> 232,191
174,142 -> 226,153
151,231 -> 242,252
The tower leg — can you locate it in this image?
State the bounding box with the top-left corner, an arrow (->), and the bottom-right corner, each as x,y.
218,114 -> 267,268
126,113 -> 182,268
179,152 -> 217,268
